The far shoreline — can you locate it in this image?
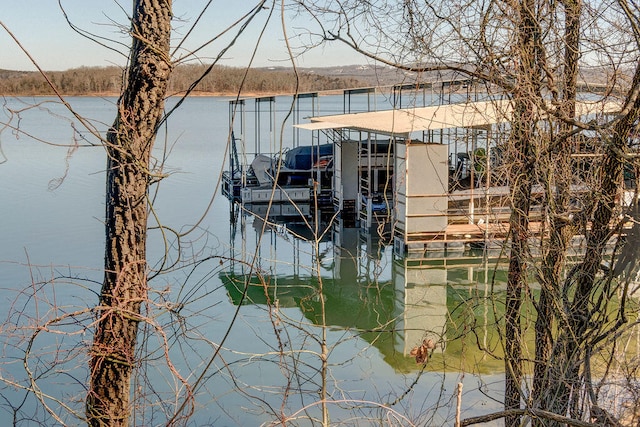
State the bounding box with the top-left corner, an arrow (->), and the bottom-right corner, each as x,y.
2,88 -> 347,98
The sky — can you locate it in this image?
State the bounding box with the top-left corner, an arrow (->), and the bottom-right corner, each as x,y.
1,0 -> 362,71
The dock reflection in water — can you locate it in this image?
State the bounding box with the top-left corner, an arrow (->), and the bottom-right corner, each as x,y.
224,201 -> 509,374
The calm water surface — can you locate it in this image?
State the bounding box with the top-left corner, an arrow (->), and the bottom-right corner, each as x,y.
0,96 -> 505,425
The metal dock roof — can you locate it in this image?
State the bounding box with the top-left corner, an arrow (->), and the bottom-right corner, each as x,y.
294,99 -> 620,136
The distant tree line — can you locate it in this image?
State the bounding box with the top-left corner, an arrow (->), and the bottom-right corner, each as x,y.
0,64 -> 364,96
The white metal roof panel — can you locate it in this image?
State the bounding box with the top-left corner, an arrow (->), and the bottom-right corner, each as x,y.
295,99 -> 620,135
303,100 -> 512,135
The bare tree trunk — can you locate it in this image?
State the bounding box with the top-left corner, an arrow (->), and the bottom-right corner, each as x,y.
86,1 -> 172,426
533,0 -> 581,420
504,97 -> 535,427
504,0 -> 542,424
541,41 -> 640,425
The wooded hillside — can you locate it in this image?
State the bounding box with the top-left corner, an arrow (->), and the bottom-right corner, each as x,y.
0,64 -> 364,96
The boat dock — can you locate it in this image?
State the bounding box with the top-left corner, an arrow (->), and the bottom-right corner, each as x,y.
222,81 -> 620,253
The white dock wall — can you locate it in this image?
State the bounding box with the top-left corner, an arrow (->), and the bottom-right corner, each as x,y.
333,142 -> 359,211
394,142 -> 449,240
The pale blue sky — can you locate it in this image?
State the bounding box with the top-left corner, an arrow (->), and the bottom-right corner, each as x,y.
1,1 -> 361,71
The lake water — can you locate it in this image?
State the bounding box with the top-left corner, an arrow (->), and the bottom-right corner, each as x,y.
0,95 -> 506,425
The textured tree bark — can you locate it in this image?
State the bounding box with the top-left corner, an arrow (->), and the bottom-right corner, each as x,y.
504,95 -> 535,427
504,0 -> 541,424
532,0 -> 581,421
547,64 -> 640,423
86,1 -> 172,426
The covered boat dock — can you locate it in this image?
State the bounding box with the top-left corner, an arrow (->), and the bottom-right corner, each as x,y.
295,98 -> 620,252
222,85 -> 620,253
